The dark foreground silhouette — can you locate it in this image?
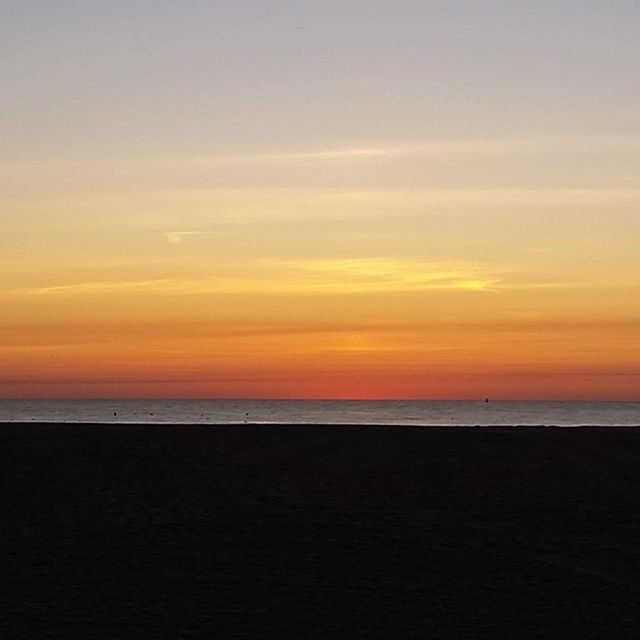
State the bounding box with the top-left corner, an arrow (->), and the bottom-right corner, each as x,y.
3,423 -> 640,639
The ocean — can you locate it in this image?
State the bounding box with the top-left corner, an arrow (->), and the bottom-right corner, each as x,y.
0,399 -> 638,426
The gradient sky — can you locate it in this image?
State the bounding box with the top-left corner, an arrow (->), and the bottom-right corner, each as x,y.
2,1 -> 639,399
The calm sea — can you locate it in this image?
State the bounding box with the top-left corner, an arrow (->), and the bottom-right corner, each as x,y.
0,400 -> 638,426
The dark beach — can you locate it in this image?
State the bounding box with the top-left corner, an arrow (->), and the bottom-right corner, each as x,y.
3,423 -> 640,639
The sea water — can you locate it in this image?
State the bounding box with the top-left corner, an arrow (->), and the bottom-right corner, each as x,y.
0,399 -> 638,426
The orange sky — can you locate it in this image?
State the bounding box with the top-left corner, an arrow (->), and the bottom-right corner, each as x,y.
2,3 -> 639,399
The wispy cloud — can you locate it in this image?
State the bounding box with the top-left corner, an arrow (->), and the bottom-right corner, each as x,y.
236,146 -> 416,161
7,279 -> 180,296
177,134 -> 636,164
2,258 -> 502,297
278,258 -> 500,292
326,188 -> 640,207
6,254 -> 630,299
163,230 -> 215,244
6,134 -> 640,175
223,134 -> 640,163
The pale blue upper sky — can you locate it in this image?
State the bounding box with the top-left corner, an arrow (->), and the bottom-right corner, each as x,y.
2,0 -> 639,159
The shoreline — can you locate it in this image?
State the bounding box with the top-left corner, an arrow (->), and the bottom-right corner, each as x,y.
2,421 -> 639,428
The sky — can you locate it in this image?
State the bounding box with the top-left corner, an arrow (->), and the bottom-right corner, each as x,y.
1,0 -> 639,399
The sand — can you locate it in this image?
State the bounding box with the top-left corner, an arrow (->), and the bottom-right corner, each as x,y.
2,423 -> 640,639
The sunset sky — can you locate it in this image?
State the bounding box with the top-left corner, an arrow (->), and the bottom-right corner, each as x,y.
2,1 -> 639,399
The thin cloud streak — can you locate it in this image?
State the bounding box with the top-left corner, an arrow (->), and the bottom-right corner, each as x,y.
6,257 -> 635,300
197,134 -> 640,163
2,259 -> 501,297
8,251 -> 634,300
5,134 -> 640,172
163,231 -> 216,244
